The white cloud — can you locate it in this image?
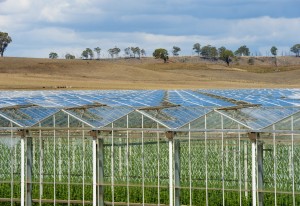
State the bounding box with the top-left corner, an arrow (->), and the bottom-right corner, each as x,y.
0,0 -> 31,14
1,0 -> 299,58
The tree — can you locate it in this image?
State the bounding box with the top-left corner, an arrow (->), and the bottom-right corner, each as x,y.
108,47 -> 121,58
153,48 -> 169,63
290,44 -> 300,57
124,47 -> 132,57
201,45 -> 218,58
86,48 -> 94,59
81,50 -> 89,59
65,53 -> 75,59
131,47 -> 141,58
141,49 -> 146,57
193,43 -> 201,56
49,52 -> 58,59
82,48 -> 94,59
172,46 -> 181,56
218,46 -> 226,56
0,32 -> 12,57
270,46 -> 278,67
235,45 -> 250,56
270,46 -> 277,57
94,47 -> 101,59
219,48 -> 234,66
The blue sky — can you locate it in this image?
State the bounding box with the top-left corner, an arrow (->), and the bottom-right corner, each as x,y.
1,0 -> 300,58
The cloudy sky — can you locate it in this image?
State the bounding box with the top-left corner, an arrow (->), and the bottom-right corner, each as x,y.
1,0 -> 300,58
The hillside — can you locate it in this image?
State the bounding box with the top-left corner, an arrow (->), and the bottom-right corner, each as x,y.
0,56 -> 300,90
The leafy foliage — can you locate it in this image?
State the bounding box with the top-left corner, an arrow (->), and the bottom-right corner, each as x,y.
108,47 -> 121,58
290,44 -> 300,57
124,47 -> 132,57
0,31 -> 12,57
270,46 -> 277,57
131,47 -> 141,58
65,53 -> 75,59
94,47 -> 101,59
201,45 -> 218,58
235,45 -> 250,56
193,43 -> 201,56
172,46 -> 181,56
219,47 -> 234,66
141,49 -> 146,57
81,48 -> 94,59
153,48 -> 169,63
218,46 -> 226,55
49,52 -> 58,59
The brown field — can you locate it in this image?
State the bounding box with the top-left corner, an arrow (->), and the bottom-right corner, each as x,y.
0,56 -> 300,90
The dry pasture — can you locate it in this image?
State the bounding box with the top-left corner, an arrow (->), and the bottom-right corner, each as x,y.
0,56 -> 300,90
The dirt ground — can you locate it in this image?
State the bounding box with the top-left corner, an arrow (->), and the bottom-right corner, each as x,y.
0,56 -> 300,90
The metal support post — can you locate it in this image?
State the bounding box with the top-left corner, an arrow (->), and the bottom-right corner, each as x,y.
166,131 -> 176,206
248,132 -> 257,206
21,134 -> 25,206
244,141 -> 248,198
19,129 -> 32,206
257,140 -> 264,206
27,135 -> 33,206
174,139 -> 180,206
90,130 -> 105,206
98,132 -> 105,206
91,131 -> 97,206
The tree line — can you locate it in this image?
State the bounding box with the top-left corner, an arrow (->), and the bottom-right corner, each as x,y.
46,43 -> 300,65
1,31 -> 300,62
49,46 -> 147,60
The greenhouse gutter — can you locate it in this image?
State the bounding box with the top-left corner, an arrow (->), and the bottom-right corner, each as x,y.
0,126 -> 300,134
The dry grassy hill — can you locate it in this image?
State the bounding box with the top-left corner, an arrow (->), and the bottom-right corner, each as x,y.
0,56 -> 300,90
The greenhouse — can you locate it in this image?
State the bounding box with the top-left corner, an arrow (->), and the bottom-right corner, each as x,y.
0,89 -> 300,206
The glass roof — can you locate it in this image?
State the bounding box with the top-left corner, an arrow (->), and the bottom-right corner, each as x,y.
0,89 -> 299,130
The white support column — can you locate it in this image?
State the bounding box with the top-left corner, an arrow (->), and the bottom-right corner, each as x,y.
98,135 -> 104,206
142,115 -> 145,206
53,115 -> 56,206
174,139 -> 180,206
244,142 -> 248,199
257,141 -> 264,206
291,116 -> 295,206
21,135 -> 25,206
166,131 -> 174,206
127,116 -> 130,206
39,123 -> 44,206
82,123 -> 85,206
27,134 -> 33,206
91,129 -> 105,206
188,123 -> 192,206
252,141 -> 257,206
67,115 -> 70,206
249,133 -> 257,206
10,122 -> 14,206
156,123 -> 160,206
19,129 -> 32,206
205,115 -> 208,206
111,123 -> 115,206
272,125 -> 277,206
92,134 -> 97,206
221,116 -> 225,206
238,125 -> 242,206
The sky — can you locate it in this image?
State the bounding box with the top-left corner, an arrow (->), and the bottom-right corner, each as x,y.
1,0 -> 300,58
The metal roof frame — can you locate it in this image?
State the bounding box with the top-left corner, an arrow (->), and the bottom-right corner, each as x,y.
0,89 -> 300,131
